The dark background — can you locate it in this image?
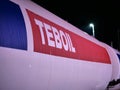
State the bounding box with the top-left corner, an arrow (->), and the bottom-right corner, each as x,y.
31,0 -> 120,51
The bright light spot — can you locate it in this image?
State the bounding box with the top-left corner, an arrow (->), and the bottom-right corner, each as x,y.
89,23 -> 94,27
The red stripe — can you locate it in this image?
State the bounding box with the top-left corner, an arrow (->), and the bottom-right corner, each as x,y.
26,9 -> 111,64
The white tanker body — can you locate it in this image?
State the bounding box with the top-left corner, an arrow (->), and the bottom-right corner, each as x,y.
0,0 -> 120,90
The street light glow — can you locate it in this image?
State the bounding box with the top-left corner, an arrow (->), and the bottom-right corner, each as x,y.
89,23 -> 94,27
89,23 -> 95,37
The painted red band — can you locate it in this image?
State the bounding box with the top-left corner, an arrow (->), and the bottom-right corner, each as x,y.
26,9 -> 111,64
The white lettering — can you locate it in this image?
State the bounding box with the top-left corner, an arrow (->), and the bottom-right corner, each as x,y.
52,26 -> 62,49
34,19 -> 45,45
65,33 -> 72,52
34,18 -> 76,53
44,23 -> 55,47
59,30 -> 68,51
66,33 -> 76,52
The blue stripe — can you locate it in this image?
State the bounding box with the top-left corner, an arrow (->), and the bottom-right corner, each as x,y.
0,0 -> 27,50
117,54 -> 120,62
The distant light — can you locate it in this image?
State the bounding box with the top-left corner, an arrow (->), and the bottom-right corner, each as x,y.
89,23 -> 94,28
89,23 -> 95,37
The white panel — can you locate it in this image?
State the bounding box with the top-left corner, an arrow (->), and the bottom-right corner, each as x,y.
0,47 -> 112,90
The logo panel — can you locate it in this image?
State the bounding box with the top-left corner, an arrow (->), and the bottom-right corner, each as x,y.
27,9 -> 111,64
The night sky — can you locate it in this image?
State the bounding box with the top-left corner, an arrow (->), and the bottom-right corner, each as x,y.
32,0 -> 120,51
